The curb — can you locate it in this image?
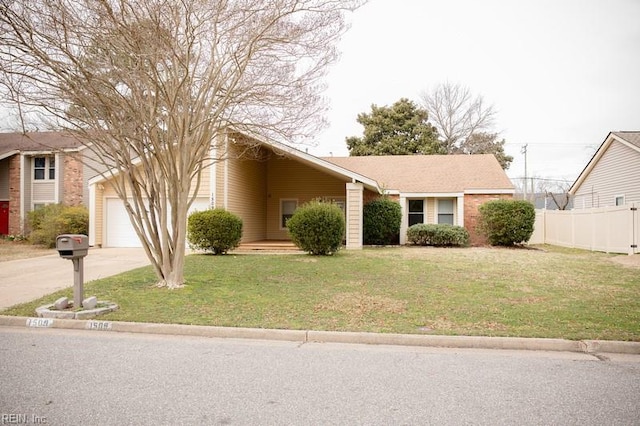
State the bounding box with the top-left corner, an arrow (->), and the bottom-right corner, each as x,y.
1,315 -> 639,355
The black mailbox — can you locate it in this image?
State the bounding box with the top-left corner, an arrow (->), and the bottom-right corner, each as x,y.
56,234 -> 89,259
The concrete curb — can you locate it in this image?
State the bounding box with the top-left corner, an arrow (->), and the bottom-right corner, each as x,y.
1,315 -> 639,355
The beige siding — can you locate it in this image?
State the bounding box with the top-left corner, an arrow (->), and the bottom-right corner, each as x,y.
225,145 -> 268,243
32,181 -> 55,203
574,141 -> 640,208
266,156 -> 347,240
426,198 -> 435,223
346,183 -> 363,249
94,186 -> 104,246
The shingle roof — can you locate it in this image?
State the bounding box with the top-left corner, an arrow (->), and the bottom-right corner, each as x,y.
323,154 -> 514,193
0,132 -> 83,158
612,131 -> 640,149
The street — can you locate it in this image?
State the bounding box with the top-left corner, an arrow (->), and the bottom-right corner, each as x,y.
1,326 -> 639,425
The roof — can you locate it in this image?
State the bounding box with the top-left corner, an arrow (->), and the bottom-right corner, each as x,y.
0,132 -> 83,159
569,131 -> 640,195
323,154 -> 514,193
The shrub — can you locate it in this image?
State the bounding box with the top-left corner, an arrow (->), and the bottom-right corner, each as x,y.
27,204 -> 89,248
286,200 -> 345,255
187,209 -> 243,255
363,198 -> 402,245
406,223 -> 470,247
477,199 -> 535,246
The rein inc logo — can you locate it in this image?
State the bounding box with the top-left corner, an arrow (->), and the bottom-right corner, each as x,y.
1,414 -> 47,424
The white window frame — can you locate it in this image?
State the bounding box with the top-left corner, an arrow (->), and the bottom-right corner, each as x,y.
437,198 -> 455,225
614,195 -> 625,206
280,199 -> 298,230
33,156 -> 55,181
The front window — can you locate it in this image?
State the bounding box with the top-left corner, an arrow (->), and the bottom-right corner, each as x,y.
615,195 -> 625,206
33,156 -> 55,180
408,199 -> 424,226
437,199 -> 454,225
281,199 -> 297,228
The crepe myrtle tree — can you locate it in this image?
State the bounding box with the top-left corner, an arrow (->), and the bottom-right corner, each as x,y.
0,0 -> 366,288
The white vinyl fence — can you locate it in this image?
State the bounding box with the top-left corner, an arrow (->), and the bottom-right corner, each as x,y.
530,203 -> 639,255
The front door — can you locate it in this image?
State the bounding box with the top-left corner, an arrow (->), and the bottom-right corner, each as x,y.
0,201 -> 9,235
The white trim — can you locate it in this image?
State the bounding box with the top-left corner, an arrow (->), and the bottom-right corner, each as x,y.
53,153 -> 60,203
89,183 -> 96,246
436,198 -> 455,225
464,188 -> 515,195
210,143 -> 217,208
223,135 -> 229,209
19,154 -> 25,234
401,192 -> 464,198
614,194 -> 626,206
457,195 -> 464,228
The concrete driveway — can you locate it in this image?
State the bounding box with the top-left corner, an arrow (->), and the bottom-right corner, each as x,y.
0,248 -> 150,310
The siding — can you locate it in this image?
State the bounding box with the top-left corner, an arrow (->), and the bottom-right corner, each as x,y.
0,159 -> 9,199
266,156 -> 347,240
32,181 -> 56,202
574,141 -> 640,208
225,144 -> 268,242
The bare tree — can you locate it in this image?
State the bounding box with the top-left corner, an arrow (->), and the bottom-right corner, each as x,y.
0,0 -> 364,288
419,82 -> 496,153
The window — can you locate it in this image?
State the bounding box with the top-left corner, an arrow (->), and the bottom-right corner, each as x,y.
33,156 -> 55,180
281,199 -> 297,228
408,199 -> 424,226
615,195 -> 625,206
437,199 -> 454,225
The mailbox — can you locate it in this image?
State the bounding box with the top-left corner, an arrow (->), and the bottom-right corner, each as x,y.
56,234 -> 89,259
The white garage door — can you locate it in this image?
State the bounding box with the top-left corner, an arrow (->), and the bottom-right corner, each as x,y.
104,198 -> 210,248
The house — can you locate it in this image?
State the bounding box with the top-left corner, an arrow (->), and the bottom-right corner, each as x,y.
89,133 -> 514,248
0,132 -> 88,236
570,131 -> 640,209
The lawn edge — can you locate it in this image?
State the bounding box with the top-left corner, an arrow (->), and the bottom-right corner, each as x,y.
2,315 -> 638,355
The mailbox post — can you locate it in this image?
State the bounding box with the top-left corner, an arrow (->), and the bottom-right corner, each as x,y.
56,234 -> 89,309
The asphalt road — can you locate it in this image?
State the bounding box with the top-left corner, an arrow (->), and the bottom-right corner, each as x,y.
1,327 -> 639,426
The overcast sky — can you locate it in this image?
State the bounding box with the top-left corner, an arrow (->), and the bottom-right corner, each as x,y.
310,0 -> 640,183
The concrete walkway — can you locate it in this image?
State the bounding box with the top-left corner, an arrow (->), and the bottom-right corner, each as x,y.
0,248 -> 150,310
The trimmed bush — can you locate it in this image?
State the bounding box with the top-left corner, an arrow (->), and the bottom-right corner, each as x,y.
363,197 -> 402,245
187,208 -> 243,255
477,199 -> 535,246
406,223 -> 470,247
27,204 -> 89,248
286,200 -> 345,255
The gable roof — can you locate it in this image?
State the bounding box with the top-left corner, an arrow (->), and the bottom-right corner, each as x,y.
569,131 -> 640,195
0,132 -> 83,160
323,154 -> 514,194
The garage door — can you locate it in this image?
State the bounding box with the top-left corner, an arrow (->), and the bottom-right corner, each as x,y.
105,198 -> 210,248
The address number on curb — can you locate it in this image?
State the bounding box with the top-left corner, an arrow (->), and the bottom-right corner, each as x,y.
26,318 -> 54,328
86,321 -> 113,331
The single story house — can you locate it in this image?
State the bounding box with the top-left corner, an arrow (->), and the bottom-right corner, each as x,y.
89,133 -> 515,248
0,132 -> 88,236
570,131 -> 640,209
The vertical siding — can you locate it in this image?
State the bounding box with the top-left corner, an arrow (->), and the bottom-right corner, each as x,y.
266,156 -> 347,240
574,142 -> 640,208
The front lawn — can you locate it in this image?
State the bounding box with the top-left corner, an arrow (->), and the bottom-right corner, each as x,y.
3,246 -> 639,341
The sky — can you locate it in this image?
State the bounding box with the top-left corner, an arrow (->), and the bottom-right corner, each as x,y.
309,0 -> 640,184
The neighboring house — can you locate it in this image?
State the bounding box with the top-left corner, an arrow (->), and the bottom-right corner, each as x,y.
570,131 -> 640,209
89,133 -> 514,248
0,132 -> 88,236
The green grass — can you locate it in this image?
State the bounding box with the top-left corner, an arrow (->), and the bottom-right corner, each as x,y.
3,245 -> 639,341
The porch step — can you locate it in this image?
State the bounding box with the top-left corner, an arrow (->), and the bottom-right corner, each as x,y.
235,240 -> 300,252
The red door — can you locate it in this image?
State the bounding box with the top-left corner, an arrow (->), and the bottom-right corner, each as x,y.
0,201 -> 8,235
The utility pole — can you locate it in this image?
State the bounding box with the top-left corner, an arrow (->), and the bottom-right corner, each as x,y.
521,144 -> 528,200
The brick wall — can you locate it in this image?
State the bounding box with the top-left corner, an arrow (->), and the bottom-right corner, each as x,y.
62,153 -> 84,206
8,155 -> 21,235
464,193 -> 513,245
